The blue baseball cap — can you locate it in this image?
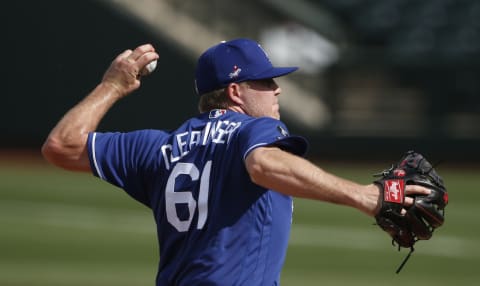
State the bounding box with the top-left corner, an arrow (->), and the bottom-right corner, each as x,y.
194,38 -> 298,95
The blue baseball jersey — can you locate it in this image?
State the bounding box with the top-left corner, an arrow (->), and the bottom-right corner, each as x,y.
87,110 -> 308,285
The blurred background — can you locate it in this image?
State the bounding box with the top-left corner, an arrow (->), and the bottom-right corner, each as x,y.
2,0 -> 480,285
4,0 -> 480,160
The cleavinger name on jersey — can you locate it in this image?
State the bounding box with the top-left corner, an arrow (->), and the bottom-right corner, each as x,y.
161,120 -> 242,170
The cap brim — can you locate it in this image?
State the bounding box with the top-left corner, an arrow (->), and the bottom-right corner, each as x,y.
251,66 -> 298,80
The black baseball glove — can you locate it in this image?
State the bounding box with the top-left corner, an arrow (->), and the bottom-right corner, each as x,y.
374,150 -> 448,272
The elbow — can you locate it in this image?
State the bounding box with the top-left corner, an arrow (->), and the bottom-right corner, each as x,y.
245,148 -> 270,186
41,137 -> 67,167
41,137 -> 56,162
247,160 -> 264,186
41,135 -> 88,171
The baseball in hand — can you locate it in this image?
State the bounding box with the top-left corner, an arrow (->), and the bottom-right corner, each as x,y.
140,60 -> 157,76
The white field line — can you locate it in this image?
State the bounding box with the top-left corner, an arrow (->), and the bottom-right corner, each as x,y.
1,199 -> 477,259
0,199 -> 155,234
290,224 -> 479,259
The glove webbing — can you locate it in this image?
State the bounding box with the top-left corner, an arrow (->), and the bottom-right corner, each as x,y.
396,246 -> 414,274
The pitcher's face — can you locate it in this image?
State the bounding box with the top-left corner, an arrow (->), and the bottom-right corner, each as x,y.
239,78 -> 282,119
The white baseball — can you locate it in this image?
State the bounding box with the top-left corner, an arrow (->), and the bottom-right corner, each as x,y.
141,60 -> 157,75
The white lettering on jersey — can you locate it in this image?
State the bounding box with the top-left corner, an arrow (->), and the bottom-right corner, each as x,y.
190,131 -> 202,150
161,120 -> 242,170
176,132 -> 189,157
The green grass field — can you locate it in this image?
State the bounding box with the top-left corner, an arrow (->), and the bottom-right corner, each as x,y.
1,153 -> 479,285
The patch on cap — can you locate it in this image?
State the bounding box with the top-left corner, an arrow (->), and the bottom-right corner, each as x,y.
229,65 -> 242,79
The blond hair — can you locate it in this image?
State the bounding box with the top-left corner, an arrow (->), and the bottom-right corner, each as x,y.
198,88 -> 231,113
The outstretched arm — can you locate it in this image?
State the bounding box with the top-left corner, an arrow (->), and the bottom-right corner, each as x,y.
42,44 -> 159,172
245,146 -> 430,217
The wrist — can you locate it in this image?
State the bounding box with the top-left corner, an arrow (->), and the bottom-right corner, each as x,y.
97,81 -> 128,100
362,183 -> 382,217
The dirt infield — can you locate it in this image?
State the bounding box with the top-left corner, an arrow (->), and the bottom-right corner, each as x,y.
0,149 -> 48,166
1,148 -> 478,170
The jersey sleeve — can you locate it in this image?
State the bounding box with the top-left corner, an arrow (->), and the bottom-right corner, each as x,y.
238,117 -> 308,160
87,130 -> 166,207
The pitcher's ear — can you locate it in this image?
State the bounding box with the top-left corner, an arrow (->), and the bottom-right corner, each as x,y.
226,82 -> 245,105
